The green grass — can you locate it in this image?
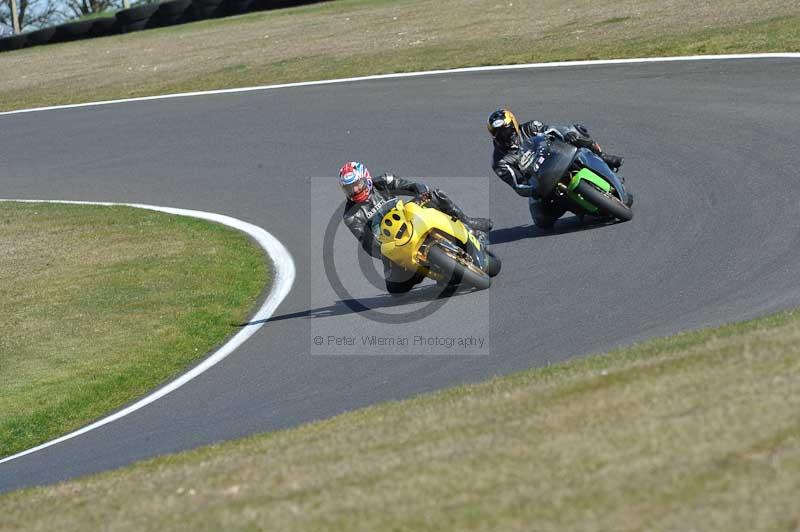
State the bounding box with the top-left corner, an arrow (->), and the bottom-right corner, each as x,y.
1,309 -> 798,531
82,13 -> 800,104
0,0 -> 797,111
0,203 -> 269,458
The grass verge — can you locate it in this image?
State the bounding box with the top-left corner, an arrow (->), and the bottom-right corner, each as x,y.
0,0 -> 798,111
1,309 -> 798,530
0,203 -> 269,459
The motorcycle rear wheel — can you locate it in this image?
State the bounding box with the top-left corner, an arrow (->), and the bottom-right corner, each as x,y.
428,245 -> 491,291
485,250 -> 502,278
575,180 -> 633,222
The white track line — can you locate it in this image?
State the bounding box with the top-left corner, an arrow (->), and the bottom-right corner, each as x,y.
0,200 -> 296,465
0,53 -> 797,117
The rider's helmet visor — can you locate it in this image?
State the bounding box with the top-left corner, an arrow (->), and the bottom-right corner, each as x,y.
494,124 -> 518,148
342,179 -> 368,201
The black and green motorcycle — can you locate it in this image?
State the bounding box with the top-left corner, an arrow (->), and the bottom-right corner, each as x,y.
523,133 -> 633,223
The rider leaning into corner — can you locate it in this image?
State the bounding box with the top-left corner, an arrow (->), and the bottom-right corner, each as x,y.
339,161 -> 493,295
488,108 -> 633,229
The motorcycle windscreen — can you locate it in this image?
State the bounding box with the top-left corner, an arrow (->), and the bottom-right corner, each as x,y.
529,138 -> 578,198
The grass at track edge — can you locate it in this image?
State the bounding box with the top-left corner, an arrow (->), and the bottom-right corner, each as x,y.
1,308 -> 798,530
0,202 -> 270,459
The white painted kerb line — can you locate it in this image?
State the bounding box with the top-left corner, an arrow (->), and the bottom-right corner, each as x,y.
0,53 -> 797,116
0,200 -> 296,465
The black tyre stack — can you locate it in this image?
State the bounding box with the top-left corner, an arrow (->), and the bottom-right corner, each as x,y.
27,26 -> 58,46
0,33 -> 27,51
151,0 -> 193,28
0,0 -> 329,54
190,0 -> 227,20
259,0 -> 327,8
116,3 -> 160,33
90,17 -> 120,37
52,19 -> 96,43
223,0 -> 257,16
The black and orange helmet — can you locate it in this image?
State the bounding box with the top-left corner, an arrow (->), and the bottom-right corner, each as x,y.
487,108 -> 521,149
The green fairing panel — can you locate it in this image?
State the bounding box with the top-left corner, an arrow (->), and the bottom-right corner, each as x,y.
568,168 -> 611,213
569,168 -> 611,192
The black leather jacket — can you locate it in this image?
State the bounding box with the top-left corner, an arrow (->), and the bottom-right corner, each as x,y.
492,121 -> 599,198
343,173 -> 429,258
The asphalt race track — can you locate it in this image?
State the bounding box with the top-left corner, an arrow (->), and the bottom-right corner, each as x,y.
1,57 -> 799,493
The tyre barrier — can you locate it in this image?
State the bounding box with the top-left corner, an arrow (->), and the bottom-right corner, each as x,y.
0,33 -> 27,51
0,0 -> 328,54
52,19 -> 96,43
189,0 -> 227,21
150,0 -> 194,28
116,3 -> 160,33
90,17 -> 120,37
26,26 -> 58,46
223,0 -> 257,16
259,0 -> 326,8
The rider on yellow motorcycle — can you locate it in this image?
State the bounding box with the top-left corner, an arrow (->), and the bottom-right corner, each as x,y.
339,161 -> 493,294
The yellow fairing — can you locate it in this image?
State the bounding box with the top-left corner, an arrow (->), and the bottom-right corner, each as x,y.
379,200 -> 475,272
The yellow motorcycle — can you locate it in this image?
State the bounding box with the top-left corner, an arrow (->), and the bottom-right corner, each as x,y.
372,194 -> 501,290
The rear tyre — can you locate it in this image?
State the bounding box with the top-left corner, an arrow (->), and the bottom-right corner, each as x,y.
386,279 -> 416,296
427,245 -> 491,291
385,270 -> 425,297
485,250 -> 502,278
575,180 -> 633,222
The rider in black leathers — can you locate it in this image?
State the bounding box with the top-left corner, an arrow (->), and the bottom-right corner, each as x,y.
488,108 -> 630,229
339,161 -> 493,295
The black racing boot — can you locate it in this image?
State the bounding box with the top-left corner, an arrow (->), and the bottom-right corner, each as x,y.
474,229 -> 490,249
434,190 -> 493,233
462,216 -> 493,233
601,153 -> 624,172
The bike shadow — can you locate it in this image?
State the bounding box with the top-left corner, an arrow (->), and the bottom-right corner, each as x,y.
490,215 -> 613,245
242,283 -> 475,325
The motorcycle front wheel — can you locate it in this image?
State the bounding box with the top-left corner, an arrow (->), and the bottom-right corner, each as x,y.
575,180 -> 633,222
427,244 -> 491,291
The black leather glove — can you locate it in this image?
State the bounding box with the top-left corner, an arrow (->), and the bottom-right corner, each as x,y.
415,190 -> 433,204
564,131 -> 579,144
574,123 -> 591,137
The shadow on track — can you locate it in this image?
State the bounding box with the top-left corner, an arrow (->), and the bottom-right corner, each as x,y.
489,215 -> 616,245
242,284 -> 477,325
